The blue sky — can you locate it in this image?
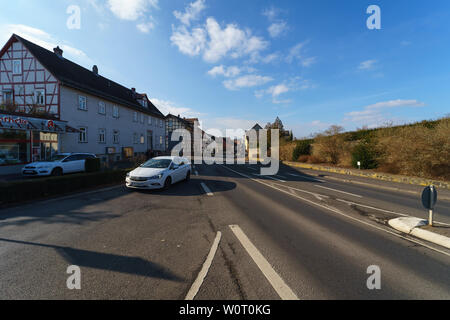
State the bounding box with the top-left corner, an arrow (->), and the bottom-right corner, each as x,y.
1,0 -> 449,137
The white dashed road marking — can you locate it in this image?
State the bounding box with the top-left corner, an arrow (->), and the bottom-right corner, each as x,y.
201,182 -> 214,196
314,185 -> 362,198
185,232 -> 222,300
252,173 -> 286,183
229,225 -> 299,300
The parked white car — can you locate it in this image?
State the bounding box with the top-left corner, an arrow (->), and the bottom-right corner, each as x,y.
126,156 -> 191,190
22,153 -> 97,177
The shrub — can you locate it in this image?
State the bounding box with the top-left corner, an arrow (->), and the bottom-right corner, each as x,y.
0,169 -> 129,205
298,155 -> 310,163
292,140 -> 312,161
85,157 -> 101,173
351,142 -> 378,169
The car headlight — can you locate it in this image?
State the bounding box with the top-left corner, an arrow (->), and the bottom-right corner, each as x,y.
149,174 -> 163,180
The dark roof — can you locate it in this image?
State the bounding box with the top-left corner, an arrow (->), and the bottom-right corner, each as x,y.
10,34 -> 164,119
252,124 -> 263,130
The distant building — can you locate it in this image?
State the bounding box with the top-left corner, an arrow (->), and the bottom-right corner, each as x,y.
165,114 -> 194,155
0,34 -> 166,174
245,123 -> 263,158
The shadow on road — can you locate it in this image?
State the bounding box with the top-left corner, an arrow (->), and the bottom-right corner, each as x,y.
0,238 -> 184,282
129,178 -> 237,197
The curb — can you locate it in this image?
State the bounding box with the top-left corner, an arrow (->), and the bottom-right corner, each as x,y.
283,161 -> 450,190
388,217 -> 450,249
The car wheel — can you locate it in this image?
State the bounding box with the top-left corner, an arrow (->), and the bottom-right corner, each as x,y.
163,177 -> 172,190
185,171 -> 191,181
51,168 -> 63,177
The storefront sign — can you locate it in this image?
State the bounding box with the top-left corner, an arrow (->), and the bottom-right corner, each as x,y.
106,147 -> 117,154
0,114 -> 67,133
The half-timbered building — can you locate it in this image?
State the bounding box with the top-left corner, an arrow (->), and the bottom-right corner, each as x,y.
0,34 -> 166,174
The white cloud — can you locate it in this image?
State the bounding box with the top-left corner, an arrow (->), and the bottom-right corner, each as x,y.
170,25 -> 207,56
174,0 -> 206,26
223,75 -> 273,91
262,7 -> 278,21
137,21 -> 155,33
203,18 -> 268,63
0,24 -> 93,66
255,78 -> 315,104
285,42 -> 316,67
301,57 -> 317,67
202,117 -> 263,135
268,22 -> 287,38
358,59 -> 377,70
345,99 -> 425,124
171,17 -> 268,63
207,65 -> 242,78
107,0 -> 158,21
268,84 -> 289,97
151,98 -> 203,118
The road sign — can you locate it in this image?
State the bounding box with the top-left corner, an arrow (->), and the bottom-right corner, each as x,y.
422,185 -> 438,210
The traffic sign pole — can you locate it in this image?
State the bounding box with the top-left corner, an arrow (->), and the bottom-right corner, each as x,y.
429,185 -> 434,226
422,185 -> 437,227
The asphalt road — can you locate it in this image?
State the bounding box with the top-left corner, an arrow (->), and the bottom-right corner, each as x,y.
0,163 -> 449,299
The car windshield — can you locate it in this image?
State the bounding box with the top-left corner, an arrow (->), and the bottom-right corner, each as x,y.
45,155 -> 68,162
140,159 -> 172,169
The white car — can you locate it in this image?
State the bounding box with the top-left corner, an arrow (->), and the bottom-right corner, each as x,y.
22,153 -> 97,177
126,156 -> 191,190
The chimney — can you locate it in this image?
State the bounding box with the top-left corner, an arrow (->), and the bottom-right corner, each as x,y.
92,65 -> 98,75
53,46 -> 63,58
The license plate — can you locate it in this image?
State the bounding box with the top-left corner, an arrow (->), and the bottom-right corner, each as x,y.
24,171 -> 35,174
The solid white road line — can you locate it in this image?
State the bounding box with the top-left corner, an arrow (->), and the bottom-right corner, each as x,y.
201,182 -> 214,196
221,165 -> 450,257
252,173 -> 286,183
336,199 -> 409,217
314,185 -> 363,198
229,225 -> 299,300
271,182 -> 329,199
185,232 -> 222,300
287,173 -> 325,183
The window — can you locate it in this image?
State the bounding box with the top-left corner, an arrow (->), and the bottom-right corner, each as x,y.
133,112 -> 138,122
78,127 -> 88,143
113,105 -> 119,118
2,90 -> 13,104
140,134 -> 145,144
160,136 -> 163,145
13,60 -> 22,75
34,89 -> 45,105
78,96 -> 87,111
140,113 -> 144,124
148,116 -> 152,125
113,130 -> 120,144
98,102 -> 106,115
98,128 -> 106,144
160,119 -> 163,128
133,133 -> 138,144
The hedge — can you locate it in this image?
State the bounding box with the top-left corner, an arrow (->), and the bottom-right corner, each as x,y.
0,169 -> 129,205
85,157 -> 101,173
